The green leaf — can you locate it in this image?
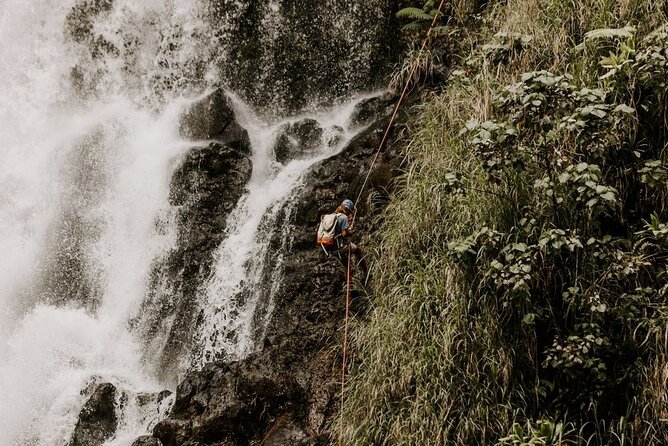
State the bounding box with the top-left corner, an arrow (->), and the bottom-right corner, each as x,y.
402,21 -> 428,31
591,108 -> 607,118
522,313 -> 537,325
614,104 -> 635,114
586,197 -> 599,207
600,191 -> 616,201
584,25 -> 636,41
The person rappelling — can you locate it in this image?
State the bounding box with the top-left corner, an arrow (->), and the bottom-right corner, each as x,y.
316,198 -> 368,278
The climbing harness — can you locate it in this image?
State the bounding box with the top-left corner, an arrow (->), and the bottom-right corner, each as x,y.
338,1 -> 448,444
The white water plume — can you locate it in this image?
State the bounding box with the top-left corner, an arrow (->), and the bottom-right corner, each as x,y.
0,0 -> 204,443
0,101 -> 191,445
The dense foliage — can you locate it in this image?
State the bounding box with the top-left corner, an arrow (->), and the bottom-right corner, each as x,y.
343,0 -> 668,444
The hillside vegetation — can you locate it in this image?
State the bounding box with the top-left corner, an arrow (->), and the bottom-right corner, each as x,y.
344,0 -> 668,444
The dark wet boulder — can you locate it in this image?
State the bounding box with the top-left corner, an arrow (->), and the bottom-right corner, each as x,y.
69,383 -> 117,446
274,119 -> 324,164
169,141 -> 252,211
259,417 -> 312,446
136,389 -> 173,409
130,435 -> 160,446
153,359 -> 303,446
179,89 -> 249,147
205,0 -> 399,115
348,93 -> 396,128
133,141 -> 253,383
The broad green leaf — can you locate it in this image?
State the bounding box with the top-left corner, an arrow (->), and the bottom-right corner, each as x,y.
614,104 -> 635,114
584,25 -> 636,41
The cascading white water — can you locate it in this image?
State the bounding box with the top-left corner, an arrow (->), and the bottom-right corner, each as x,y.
0,0 -> 205,444
192,93 -> 380,367
0,0 -> 391,443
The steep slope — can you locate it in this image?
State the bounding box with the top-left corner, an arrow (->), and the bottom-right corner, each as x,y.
344,1 -> 668,445
150,103 -> 407,446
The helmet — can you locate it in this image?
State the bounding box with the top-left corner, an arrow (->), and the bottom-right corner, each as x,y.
341,199 -> 355,212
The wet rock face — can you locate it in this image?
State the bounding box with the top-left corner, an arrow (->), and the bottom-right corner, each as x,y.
69,383 -> 117,446
154,359 -> 303,446
131,435 -> 160,446
273,119 -> 348,164
205,0 -> 399,114
152,109 -> 405,444
179,89 -> 249,145
349,93 -> 396,128
274,119 -> 324,164
134,139 -> 252,382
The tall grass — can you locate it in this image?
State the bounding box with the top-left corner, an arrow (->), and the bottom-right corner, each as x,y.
345,90 -> 518,445
342,0 -> 668,444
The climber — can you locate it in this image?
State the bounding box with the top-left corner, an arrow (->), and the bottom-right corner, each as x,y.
317,199 -> 368,277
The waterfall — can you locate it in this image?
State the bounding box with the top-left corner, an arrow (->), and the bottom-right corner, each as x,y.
0,0 -> 394,443
0,1 -> 206,443
191,93 -> 381,368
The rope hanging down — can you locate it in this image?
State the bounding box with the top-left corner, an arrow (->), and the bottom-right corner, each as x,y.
338,1 -> 448,444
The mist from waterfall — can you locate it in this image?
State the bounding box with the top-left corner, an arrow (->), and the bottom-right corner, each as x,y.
0,0 -> 206,443
0,0 -> 392,443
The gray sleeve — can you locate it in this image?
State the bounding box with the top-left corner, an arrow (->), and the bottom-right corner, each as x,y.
338,214 -> 349,231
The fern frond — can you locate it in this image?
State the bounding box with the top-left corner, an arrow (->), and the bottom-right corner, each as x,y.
396,7 -> 432,21
402,20 -> 428,32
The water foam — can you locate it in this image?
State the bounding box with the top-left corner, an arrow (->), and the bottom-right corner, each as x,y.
0,0 -> 204,443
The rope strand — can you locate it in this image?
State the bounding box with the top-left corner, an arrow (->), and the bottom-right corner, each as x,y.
353,0 -> 448,210
338,244 -> 353,446
338,2 -> 448,444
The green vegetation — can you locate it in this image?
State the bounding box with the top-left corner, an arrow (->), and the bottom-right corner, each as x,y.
344,0 -> 668,444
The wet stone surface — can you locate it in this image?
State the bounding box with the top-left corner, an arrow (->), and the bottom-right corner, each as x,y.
69,383 -> 117,446
133,134 -> 253,382
151,100 -> 406,445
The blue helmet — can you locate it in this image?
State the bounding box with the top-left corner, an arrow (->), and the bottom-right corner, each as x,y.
341,199 -> 355,212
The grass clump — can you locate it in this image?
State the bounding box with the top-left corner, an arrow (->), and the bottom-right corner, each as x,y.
343,0 -> 668,444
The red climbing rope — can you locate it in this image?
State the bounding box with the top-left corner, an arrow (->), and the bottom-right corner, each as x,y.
338,1 -> 448,444
353,0 -> 449,210
338,243 -> 353,446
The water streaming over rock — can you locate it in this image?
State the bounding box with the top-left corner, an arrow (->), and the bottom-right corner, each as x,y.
0,0 -> 395,443
191,93 -> 382,368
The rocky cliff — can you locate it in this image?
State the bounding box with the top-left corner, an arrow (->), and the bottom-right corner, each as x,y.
62,90 -> 407,445
149,97 -> 406,445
